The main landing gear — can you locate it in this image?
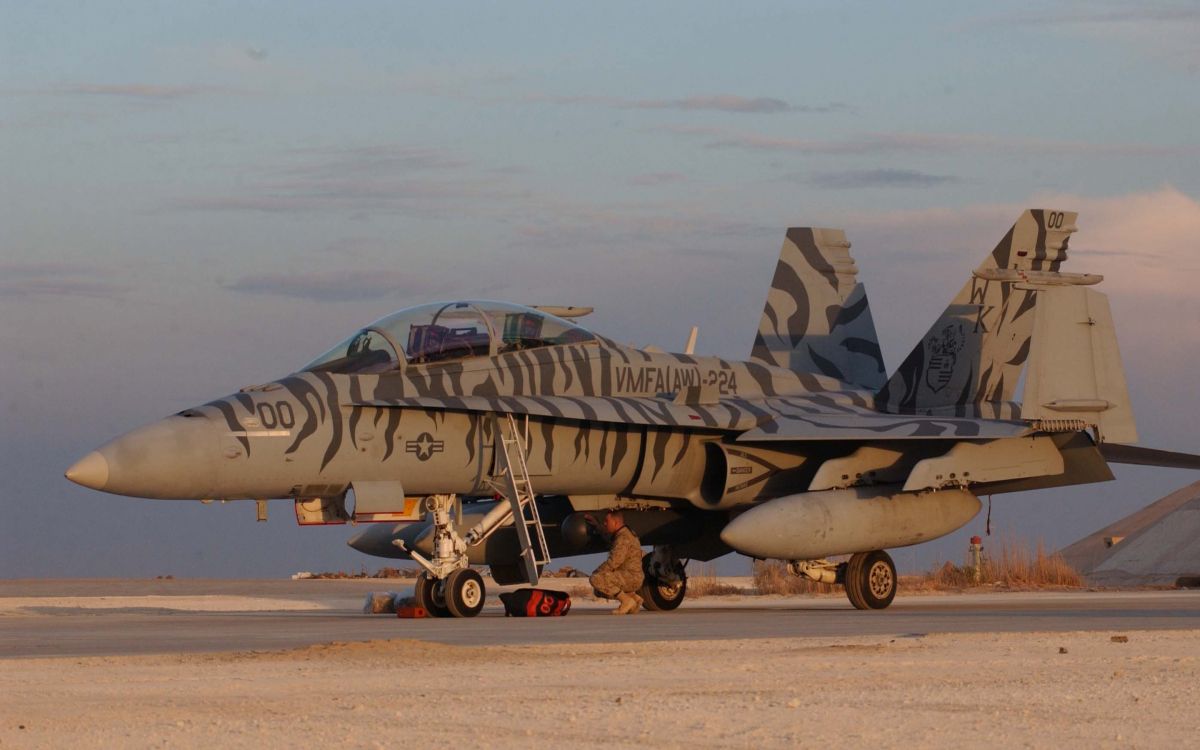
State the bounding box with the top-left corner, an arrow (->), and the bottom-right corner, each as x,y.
844,550 -> 897,610
640,546 -> 688,611
789,549 -> 897,610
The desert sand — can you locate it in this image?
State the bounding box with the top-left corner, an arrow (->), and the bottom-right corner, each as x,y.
2,629 -> 1197,749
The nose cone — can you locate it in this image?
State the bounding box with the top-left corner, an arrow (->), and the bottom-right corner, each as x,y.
69,414 -> 221,499
66,451 -> 110,490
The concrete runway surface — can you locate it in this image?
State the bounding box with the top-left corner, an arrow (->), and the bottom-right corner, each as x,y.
2,579 -> 1198,658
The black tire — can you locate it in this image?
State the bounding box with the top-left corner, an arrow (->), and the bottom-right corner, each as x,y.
844,550 -> 896,610
844,555 -> 867,610
414,573 -> 451,618
444,568 -> 486,618
639,553 -> 687,611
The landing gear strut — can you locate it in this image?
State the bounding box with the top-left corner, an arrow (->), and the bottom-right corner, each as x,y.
844,550 -> 897,610
640,546 -> 688,611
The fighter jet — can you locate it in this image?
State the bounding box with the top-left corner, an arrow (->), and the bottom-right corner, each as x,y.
67,209 -> 1200,617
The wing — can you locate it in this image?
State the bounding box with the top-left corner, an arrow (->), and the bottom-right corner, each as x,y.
1099,443 -> 1200,470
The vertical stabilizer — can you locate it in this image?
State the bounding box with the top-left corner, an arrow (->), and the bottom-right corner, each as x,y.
876,209 -> 1078,417
750,227 -> 885,389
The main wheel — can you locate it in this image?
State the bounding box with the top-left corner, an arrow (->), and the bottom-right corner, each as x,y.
639,553 -> 687,611
444,568 -> 486,618
414,573 -> 451,618
844,550 -> 897,610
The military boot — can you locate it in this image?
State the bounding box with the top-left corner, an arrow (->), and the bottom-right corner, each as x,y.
612,592 -> 639,615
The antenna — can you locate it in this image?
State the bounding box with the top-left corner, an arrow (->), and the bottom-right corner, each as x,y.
684,326 -> 698,355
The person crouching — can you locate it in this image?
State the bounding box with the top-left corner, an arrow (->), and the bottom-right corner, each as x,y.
586,509 -> 645,615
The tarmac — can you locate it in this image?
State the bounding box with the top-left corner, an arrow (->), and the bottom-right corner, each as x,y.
3,578 -> 1198,658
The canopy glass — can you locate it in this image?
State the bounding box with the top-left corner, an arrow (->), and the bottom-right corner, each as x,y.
303,301 -> 595,374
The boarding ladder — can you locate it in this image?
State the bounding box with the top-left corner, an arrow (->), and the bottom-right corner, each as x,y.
493,413 -> 551,585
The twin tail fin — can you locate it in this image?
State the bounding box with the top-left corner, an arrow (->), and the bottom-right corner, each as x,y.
749,227 -> 885,389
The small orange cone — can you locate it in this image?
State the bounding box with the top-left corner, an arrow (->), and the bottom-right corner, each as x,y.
396,604 -> 428,619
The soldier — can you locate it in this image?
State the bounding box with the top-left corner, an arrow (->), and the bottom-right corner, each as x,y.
585,509 -> 645,615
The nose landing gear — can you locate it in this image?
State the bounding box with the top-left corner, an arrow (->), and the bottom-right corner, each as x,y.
413,570 -> 485,619
398,494 -> 478,618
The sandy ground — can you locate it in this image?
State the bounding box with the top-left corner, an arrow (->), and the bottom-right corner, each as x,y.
0,595 -> 328,614
2,630 -> 1197,749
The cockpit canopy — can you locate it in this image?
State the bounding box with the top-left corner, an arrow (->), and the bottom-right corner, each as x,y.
303,301 -> 596,374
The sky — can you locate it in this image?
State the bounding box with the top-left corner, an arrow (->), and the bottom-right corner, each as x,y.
2,1 -> 1199,578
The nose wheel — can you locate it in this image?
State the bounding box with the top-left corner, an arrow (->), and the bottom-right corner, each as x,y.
844,550 -> 897,610
445,568 -> 486,618
414,573 -> 452,617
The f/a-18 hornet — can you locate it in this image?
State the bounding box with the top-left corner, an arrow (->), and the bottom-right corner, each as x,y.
67,209 -> 1200,617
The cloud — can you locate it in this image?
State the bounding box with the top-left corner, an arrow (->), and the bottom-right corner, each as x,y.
630,95 -> 791,114
39,84 -> 225,100
172,177 -> 508,215
169,143 -> 513,216
277,145 -> 469,178
1045,186 -> 1200,293
518,92 -> 846,115
224,270 -> 449,303
806,168 -> 960,189
844,185 -> 1200,294
0,262 -> 128,299
967,3 -> 1200,73
626,95 -> 847,114
972,4 -> 1200,28
509,205 -> 771,253
628,172 -> 690,187
660,126 -> 1197,157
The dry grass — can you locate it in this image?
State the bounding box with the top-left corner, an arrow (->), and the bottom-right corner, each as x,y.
751,560 -> 839,596
687,564 -> 746,596
748,537 -> 1083,597
306,566 -> 421,580
542,566 -> 588,578
922,536 -> 1083,589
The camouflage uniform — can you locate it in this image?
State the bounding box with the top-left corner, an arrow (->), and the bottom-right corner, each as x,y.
589,526 -> 645,599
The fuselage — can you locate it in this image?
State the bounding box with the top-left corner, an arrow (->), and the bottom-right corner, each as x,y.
66,340 -> 875,506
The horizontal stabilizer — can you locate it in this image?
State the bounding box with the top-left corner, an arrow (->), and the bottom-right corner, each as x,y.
1022,285 -> 1137,443
1099,443 -> 1200,470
